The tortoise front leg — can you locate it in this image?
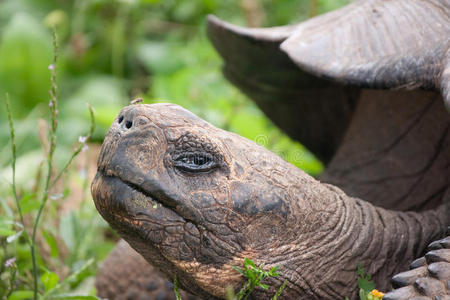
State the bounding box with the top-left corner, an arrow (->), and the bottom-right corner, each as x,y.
384,232 -> 450,300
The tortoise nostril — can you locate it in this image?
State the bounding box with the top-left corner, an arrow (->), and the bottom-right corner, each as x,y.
118,116 -> 124,124
125,120 -> 132,129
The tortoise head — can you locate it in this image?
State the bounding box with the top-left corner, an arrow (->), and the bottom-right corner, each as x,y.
92,103 -> 336,298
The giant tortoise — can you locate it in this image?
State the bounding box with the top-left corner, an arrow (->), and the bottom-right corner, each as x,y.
92,0 -> 450,299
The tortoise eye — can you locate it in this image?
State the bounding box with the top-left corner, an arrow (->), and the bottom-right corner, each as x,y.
174,152 -> 216,173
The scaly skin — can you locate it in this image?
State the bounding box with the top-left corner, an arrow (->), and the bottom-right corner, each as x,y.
384,235 -> 450,300
91,103 -> 449,299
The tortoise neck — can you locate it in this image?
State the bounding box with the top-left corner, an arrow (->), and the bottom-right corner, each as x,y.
343,197 -> 448,292
271,189 -> 449,299
321,89 -> 450,211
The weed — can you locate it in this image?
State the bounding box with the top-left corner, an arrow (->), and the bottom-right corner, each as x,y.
230,258 -> 287,300
172,258 -> 287,300
345,265 -> 384,300
4,30 -> 96,300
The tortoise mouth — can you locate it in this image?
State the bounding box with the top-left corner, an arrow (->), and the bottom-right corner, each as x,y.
93,170 -> 208,263
92,170 -> 188,234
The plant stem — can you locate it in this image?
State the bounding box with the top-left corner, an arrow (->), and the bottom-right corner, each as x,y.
41,258 -> 94,299
271,280 -> 287,300
174,276 -> 182,300
31,29 -> 59,300
50,104 -> 96,187
5,93 -> 31,246
111,3 -> 129,78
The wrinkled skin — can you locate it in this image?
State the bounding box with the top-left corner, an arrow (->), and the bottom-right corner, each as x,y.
92,102 -> 449,299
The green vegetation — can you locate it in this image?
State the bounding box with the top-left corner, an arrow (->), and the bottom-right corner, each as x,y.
2,31 -> 97,299
345,265 -> 385,300
0,0 -> 348,298
174,276 -> 182,300
173,258 -> 287,300
230,258 -> 287,300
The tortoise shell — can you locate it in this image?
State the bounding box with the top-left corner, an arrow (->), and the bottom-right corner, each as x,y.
207,0 -> 450,163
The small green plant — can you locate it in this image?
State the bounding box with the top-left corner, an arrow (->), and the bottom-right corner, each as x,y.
230,258 -> 287,300
172,258 -> 286,300
357,264 -> 375,298
345,264 -> 384,300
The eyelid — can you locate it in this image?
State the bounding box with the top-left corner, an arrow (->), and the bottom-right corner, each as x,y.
173,152 -> 217,173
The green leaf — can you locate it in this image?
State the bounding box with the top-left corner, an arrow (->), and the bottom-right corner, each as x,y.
19,193 -> 39,214
0,227 -> 16,237
359,288 -> 367,300
269,266 -> 280,277
41,260 -> 95,298
247,269 -> 256,282
244,258 -> 256,268
59,213 -> 76,250
7,290 -> 34,300
232,265 -> 245,276
0,220 -> 23,243
357,264 -> 364,277
270,265 -> 280,273
357,265 -> 375,293
42,230 -> 59,258
357,273 -> 375,293
41,271 -> 59,292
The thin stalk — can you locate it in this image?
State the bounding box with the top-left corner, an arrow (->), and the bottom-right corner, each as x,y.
271,280 -> 287,300
31,29 -> 59,300
5,93 -> 31,246
41,258 -> 94,299
111,3 -> 130,78
174,276 -> 182,300
50,104 -> 95,187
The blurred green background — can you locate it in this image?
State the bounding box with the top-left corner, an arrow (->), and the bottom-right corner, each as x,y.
0,0 -> 347,297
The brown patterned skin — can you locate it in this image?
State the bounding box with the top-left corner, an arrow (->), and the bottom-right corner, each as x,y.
92,100 -> 449,299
